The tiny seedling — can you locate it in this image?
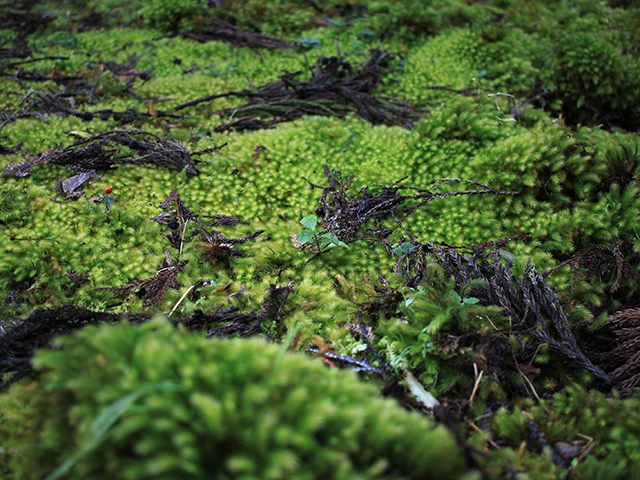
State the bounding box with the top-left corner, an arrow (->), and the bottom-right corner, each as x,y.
392,241 -> 414,256
296,215 -> 348,252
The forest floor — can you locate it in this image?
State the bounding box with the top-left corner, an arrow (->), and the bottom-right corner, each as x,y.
1,0 -> 640,478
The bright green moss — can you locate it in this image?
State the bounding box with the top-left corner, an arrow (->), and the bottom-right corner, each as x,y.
28,29 -> 153,72
0,46 -> 631,320
0,188 -> 166,316
3,116 -> 109,153
1,93 -> 624,317
388,28 -> 479,107
363,0 -> 441,44
473,27 -> 545,95
0,317 -> 468,480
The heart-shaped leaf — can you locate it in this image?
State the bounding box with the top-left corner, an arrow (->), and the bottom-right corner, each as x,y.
296,231 -> 314,244
300,215 -> 318,231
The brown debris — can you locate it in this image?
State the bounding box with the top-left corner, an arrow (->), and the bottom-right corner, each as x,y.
204,214 -> 250,227
10,84 -> 181,124
95,251 -> 188,307
2,146 -> 60,177
2,129 -> 205,177
200,241 -> 235,269
179,18 -> 295,50
2,51 -> 158,123
0,282 -> 296,391
544,242 -> 640,294
153,188 -> 263,264
175,49 -> 424,130
599,308 -> 640,395
98,53 -> 151,83
0,47 -> 32,60
0,6 -> 52,55
159,188 -> 200,223
305,164 -> 519,247
199,228 -> 264,269
54,170 -> 100,199
212,115 -> 289,133
394,243 -> 611,384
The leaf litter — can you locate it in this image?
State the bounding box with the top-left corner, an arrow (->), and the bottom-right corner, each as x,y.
175,48 -> 426,131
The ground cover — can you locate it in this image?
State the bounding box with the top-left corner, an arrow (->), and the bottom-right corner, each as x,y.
1,0 -> 640,478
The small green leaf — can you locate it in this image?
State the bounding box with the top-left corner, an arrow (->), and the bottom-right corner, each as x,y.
463,297 -> 480,305
323,233 -> 347,248
392,242 -> 414,255
498,249 -> 516,261
300,215 -> 318,231
296,231 -> 314,244
67,131 -> 92,139
404,241 -> 414,250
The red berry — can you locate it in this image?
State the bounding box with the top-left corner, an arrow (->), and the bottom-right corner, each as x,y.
104,187 -> 113,194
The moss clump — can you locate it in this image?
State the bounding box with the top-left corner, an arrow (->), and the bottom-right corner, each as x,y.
375,260 -> 508,403
143,0 -> 208,33
541,31 -> 640,128
393,28 -> 479,107
488,384 -> 640,479
0,317 -> 468,480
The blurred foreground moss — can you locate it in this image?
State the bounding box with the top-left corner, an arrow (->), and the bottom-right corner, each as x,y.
0,318 -> 469,480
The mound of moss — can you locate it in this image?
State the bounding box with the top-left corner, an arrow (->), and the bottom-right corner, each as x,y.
0,318 -> 468,480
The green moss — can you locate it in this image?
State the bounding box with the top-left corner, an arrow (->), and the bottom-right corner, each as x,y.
2,1 -> 640,476
0,318 -> 468,480
143,0 -> 208,32
540,30 -> 640,127
373,260 -> 508,397
391,28 -> 479,107
473,27 -> 545,95
488,385 -> 640,479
